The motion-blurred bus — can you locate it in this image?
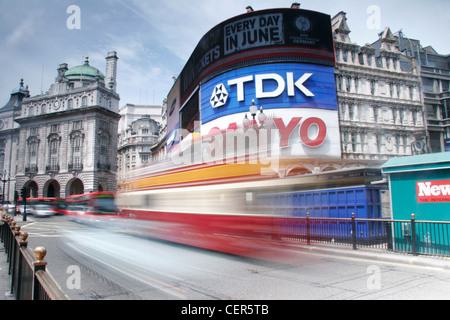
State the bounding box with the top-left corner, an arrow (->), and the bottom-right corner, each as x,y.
64,191 -> 119,223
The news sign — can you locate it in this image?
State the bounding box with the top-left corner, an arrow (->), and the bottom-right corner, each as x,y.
416,180 -> 450,203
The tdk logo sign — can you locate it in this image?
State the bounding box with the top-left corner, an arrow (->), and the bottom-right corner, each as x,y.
210,72 -> 314,108
210,83 -> 229,108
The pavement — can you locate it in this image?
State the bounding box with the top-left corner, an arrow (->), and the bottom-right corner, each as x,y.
2,215 -> 450,300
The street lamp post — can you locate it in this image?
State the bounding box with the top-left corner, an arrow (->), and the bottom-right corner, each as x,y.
243,99 -> 266,129
1,172 -> 9,207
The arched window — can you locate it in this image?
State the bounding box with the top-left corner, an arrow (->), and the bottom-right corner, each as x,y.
0,153 -> 4,172
27,140 -> 39,172
48,138 -> 60,171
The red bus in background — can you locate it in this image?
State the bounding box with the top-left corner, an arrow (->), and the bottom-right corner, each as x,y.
64,192 -> 119,223
17,197 -> 66,217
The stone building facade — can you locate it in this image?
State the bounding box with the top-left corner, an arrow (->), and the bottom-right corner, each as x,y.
332,12 -> 427,161
117,113 -> 161,181
372,31 -> 450,153
0,52 -> 120,200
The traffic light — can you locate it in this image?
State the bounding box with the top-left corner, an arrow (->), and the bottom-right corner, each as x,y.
20,187 -> 28,199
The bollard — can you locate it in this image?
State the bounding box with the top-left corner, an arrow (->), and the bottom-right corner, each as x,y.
14,225 -> 21,236
19,232 -> 28,248
411,214 -> 417,256
351,212 -> 357,250
306,212 -> 310,245
33,247 -> 47,270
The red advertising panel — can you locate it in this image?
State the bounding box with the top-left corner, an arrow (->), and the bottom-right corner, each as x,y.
416,180 -> 450,203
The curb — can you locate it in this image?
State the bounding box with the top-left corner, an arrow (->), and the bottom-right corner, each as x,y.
299,244 -> 450,270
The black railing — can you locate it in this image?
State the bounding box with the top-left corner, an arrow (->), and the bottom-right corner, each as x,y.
68,163 -> 83,171
45,165 -> 60,173
278,213 -> 450,257
0,213 -> 67,300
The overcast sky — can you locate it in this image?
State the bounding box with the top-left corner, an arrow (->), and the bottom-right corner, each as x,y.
1,0 -> 449,108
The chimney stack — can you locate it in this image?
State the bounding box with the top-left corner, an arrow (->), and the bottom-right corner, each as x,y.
105,51 -> 118,92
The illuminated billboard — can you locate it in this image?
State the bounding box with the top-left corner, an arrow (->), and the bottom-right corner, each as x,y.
179,8 -> 335,104
200,63 -> 341,159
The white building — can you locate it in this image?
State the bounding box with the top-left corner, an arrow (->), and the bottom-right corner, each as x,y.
332,12 -> 426,161
117,114 -> 161,182
118,103 -> 163,132
0,52 -> 120,199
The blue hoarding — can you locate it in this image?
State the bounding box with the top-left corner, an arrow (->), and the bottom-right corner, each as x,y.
200,63 -> 337,125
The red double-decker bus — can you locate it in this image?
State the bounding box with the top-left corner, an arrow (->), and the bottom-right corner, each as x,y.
64,192 -> 119,223
17,197 -> 66,217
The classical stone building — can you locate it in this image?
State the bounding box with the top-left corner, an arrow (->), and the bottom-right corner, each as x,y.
0,52 -> 120,200
117,113 -> 161,181
372,31 -> 450,153
332,12 -> 427,161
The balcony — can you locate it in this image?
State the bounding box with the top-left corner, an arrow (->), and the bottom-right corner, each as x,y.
96,162 -> 111,171
68,163 -> 83,171
25,165 -> 38,174
45,165 -> 60,173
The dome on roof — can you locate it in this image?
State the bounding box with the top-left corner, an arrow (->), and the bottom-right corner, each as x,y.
64,57 -> 105,79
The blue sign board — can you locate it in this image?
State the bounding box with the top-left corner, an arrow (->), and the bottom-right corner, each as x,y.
200,63 -> 337,125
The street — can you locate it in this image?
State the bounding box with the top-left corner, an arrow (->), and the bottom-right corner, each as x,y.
15,215 -> 450,300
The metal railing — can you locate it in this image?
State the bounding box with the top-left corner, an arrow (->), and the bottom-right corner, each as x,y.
0,213 -> 67,300
278,213 -> 450,257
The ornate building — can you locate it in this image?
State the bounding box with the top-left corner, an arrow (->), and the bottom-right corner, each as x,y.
0,52 -> 120,200
372,31 -> 450,153
117,113 -> 161,181
332,12 -> 427,160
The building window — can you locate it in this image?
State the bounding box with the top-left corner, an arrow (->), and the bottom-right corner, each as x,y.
370,80 -> 376,95
348,104 -> 355,121
337,76 -> 343,91
342,50 -> 348,62
367,54 -> 372,66
346,77 -> 351,92
48,139 -> 59,171
71,136 -> 83,170
81,96 -> 88,106
100,136 -> 109,158
27,141 -> 38,172
141,154 -> 149,163
50,124 -> 60,133
68,99 -> 73,109
73,120 -> 83,130
389,83 -> 395,97
0,153 -> 4,173
409,86 -> 414,100
99,120 -> 109,131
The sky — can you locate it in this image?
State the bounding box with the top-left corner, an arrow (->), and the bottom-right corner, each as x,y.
1,0 -> 449,108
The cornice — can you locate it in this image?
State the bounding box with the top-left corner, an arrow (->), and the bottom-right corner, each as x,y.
14,105 -> 120,125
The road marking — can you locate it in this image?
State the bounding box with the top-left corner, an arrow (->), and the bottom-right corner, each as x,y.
65,242 -> 187,299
